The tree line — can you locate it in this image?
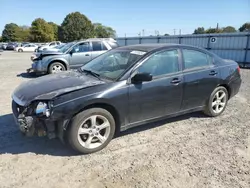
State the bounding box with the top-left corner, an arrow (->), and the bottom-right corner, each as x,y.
0,12 -> 116,43
193,23 -> 250,34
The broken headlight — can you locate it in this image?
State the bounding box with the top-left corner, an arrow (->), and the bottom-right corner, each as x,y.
35,102 -> 50,117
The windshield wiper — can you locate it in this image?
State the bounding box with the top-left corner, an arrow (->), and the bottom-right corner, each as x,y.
81,69 -> 101,79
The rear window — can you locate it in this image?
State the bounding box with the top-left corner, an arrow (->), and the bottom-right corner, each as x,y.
92,41 -> 103,51
107,41 -> 119,49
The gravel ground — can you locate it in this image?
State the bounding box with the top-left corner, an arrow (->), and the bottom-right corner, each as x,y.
0,51 -> 250,188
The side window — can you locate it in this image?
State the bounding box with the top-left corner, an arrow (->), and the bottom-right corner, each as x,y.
107,41 -> 119,48
56,42 -> 60,45
92,41 -> 102,51
72,42 -> 90,53
138,50 -> 179,77
182,49 -> 209,69
102,42 -> 108,50
49,42 -> 56,46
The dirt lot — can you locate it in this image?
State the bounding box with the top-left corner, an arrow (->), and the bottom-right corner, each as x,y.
0,51 -> 249,188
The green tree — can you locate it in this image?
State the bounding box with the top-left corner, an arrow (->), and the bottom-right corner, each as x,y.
0,36 -> 2,42
18,25 -> 31,41
222,26 -> 236,33
205,28 -> 223,34
60,12 -> 94,42
193,27 -> 205,34
239,22 -> 250,32
164,33 -> 169,36
2,23 -> 21,42
93,23 -> 116,38
30,18 -> 55,42
48,22 -> 59,40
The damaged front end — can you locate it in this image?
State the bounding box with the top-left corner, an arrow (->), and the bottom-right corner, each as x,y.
12,100 -> 57,139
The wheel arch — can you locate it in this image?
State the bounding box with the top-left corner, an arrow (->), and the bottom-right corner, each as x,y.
217,84 -> 231,99
67,102 -> 121,134
48,59 -> 69,72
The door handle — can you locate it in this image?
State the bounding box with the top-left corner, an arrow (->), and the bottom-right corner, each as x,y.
85,54 -> 90,56
209,70 -> 218,76
171,78 -> 181,84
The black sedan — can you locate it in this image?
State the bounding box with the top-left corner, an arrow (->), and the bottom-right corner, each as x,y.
6,42 -> 18,50
12,44 -> 241,154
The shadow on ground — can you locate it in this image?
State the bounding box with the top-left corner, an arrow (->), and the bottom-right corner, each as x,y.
0,112 -> 208,156
16,72 -> 40,78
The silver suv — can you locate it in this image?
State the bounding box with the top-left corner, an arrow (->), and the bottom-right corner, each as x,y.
28,38 -> 119,74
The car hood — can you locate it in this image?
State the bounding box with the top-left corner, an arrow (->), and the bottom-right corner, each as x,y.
12,71 -> 106,106
33,51 -> 64,60
41,51 -> 63,56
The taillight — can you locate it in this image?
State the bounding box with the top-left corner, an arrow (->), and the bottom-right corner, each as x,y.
237,66 -> 240,74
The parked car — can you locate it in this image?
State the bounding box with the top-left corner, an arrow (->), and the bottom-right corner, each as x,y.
15,43 -> 38,52
21,42 -> 30,47
12,43 -> 241,154
28,38 -> 119,74
0,43 -> 7,50
35,41 -> 61,52
30,43 -> 66,61
6,42 -> 18,50
42,43 -> 65,51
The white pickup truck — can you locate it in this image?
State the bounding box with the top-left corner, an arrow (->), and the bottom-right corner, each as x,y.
36,41 -> 61,52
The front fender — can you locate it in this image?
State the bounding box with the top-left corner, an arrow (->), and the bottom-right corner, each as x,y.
43,57 -> 70,70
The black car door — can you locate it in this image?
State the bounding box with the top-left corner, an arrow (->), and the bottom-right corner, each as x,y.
180,48 -> 220,110
128,49 -> 183,124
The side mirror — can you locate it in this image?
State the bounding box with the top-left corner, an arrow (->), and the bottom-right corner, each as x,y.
131,72 -> 152,83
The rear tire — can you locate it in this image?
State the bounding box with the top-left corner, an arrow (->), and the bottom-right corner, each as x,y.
203,86 -> 228,117
48,62 -> 66,74
18,49 -> 23,52
67,108 -> 116,154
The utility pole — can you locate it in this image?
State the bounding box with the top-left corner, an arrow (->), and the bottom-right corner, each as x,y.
179,29 -> 181,35
173,29 -> 176,35
155,30 -> 159,36
125,33 -> 126,38
142,29 -> 145,36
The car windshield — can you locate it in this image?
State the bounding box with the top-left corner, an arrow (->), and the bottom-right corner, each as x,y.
59,42 -> 75,53
80,49 -> 147,80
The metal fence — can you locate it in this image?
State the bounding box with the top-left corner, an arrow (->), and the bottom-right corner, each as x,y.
116,32 -> 250,63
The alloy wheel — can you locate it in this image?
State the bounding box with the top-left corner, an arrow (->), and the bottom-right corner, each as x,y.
77,115 -> 111,149
211,90 -> 227,114
52,64 -> 63,73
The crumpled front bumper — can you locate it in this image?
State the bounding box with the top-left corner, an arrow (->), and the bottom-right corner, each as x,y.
27,60 -> 46,73
12,100 -> 36,136
12,100 -> 58,138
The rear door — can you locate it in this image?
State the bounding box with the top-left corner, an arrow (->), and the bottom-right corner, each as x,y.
23,44 -> 32,51
69,42 -> 92,69
90,41 -> 108,59
29,44 -> 37,52
180,48 -> 220,110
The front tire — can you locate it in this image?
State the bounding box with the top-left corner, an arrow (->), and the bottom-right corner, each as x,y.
48,62 -> 66,74
203,86 -> 228,117
67,108 -> 116,154
18,49 -> 23,52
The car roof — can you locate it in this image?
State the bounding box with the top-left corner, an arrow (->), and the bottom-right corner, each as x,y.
115,43 -> 204,52
76,38 -> 117,43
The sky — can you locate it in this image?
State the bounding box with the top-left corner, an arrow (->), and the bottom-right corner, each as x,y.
0,0 -> 249,37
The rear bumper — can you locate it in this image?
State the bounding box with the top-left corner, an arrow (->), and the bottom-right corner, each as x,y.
229,77 -> 241,99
